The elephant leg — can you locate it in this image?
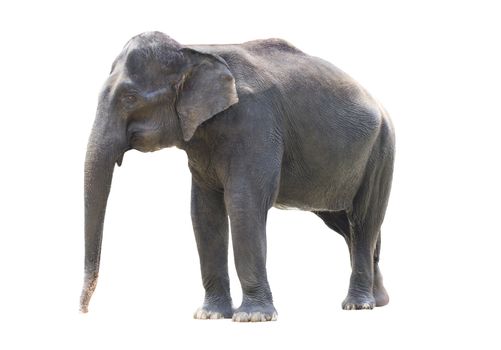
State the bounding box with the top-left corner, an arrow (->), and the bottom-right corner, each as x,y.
343,144 -> 393,310
191,179 -> 233,319
224,175 -> 279,322
373,232 -> 389,306
342,218 -> 390,309
314,211 -> 389,307
314,210 -> 351,245
342,210 -> 377,310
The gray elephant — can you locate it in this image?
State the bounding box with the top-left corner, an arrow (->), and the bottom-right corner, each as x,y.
81,31 -> 395,322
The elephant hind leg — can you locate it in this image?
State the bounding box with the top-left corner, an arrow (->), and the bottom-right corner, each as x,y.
314,210 -> 389,308
342,128 -> 394,310
373,232 -> 389,307
314,210 -> 351,244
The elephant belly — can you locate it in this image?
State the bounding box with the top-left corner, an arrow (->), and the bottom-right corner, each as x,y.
273,127 -> 378,212
273,106 -> 382,212
274,160 -> 365,212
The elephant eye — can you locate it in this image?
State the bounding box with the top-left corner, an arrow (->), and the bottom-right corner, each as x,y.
124,94 -> 137,104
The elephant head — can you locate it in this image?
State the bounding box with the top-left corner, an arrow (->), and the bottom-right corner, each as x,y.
80,32 -> 238,312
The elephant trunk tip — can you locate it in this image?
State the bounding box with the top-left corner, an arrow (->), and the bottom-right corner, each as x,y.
80,271 -> 99,313
80,305 -> 89,314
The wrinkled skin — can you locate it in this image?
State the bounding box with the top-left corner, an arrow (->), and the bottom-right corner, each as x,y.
81,32 -> 395,322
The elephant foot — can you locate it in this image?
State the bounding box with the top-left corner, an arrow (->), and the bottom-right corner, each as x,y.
193,300 -> 233,320
342,293 -> 376,310
373,284 -> 389,307
232,304 -> 278,322
194,307 -> 227,320
373,269 -> 389,307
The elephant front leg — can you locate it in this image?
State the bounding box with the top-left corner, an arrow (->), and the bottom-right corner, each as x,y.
191,180 -> 233,319
225,187 -> 278,322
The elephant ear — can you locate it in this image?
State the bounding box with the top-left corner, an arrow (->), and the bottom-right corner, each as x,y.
176,48 -> 239,141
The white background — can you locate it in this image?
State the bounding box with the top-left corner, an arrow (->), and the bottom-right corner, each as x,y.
1,0 -> 500,349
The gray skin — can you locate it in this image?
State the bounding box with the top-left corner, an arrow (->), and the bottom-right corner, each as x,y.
81,31 -> 395,322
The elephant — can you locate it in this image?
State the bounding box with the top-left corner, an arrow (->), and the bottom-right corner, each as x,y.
81,31 -> 395,322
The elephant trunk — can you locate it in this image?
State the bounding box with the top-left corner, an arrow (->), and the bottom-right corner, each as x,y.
80,108 -> 126,313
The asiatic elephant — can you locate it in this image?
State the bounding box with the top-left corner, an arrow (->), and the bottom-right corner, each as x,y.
81,31 -> 395,322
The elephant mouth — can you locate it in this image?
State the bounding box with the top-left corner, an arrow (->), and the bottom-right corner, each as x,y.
128,132 -> 162,153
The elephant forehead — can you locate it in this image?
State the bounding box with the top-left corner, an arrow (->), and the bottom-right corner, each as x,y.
124,44 -> 183,74
121,49 -> 182,88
